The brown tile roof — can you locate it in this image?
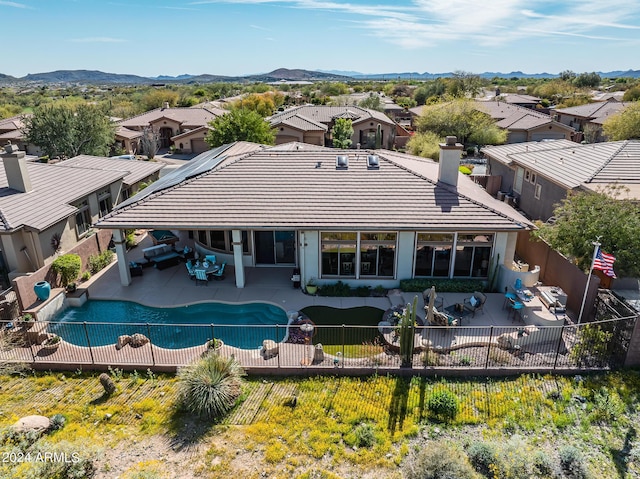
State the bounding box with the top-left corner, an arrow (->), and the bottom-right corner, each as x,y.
0,130 -> 25,141
118,107 -> 225,130
474,100 -> 550,121
502,94 -> 541,104
279,116 -> 328,132
0,115 -> 26,133
171,125 -> 211,141
0,160 -> 125,232
269,105 -> 395,128
56,155 -> 163,186
115,126 -> 143,140
486,140 -> 640,198
554,100 -> 631,121
97,142 -> 532,232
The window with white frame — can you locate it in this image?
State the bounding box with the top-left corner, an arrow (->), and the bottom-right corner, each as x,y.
453,234 -> 493,278
530,172 -> 537,184
414,233 -> 454,277
513,167 -> 524,194
321,232 -> 396,278
534,183 -> 542,199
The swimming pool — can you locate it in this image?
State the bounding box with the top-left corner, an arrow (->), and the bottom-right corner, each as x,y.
49,300 -> 289,349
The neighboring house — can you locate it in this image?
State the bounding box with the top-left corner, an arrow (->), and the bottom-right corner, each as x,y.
97,139 -> 532,290
269,106 -> 397,149
0,115 -> 41,155
409,101 -> 575,144
116,104 -> 226,154
482,139 -> 640,222
498,94 -> 542,109
554,100 -> 632,141
0,144 -> 162,278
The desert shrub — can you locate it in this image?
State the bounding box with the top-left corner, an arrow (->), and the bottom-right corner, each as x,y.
400,278 -> 485,293
49,413 -> 66,431
421,350 -> 441,367
532,450 -> 554,477
559,445 -> 589,478
19,440 -> 95,479
403,444 -> 478,479
81,271 -> 91,281
459,165 -> 473,175
488,346 -> 513,365
88,250 -> 114,274
177,353 -> 245,419
427,390 -> 459,421
298,470 -> 343,479
588,386 -> 626,425
51,253 -> 82,287
467,441 -> 499,476
353,423 -> 376,448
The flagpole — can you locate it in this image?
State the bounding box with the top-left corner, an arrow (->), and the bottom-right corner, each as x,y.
577,240 -> 600,325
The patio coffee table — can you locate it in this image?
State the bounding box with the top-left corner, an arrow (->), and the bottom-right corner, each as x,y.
444,304 -> 473,325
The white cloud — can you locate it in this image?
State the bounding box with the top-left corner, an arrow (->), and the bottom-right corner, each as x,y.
0,1 -> 30,8
69,37 -> 127,43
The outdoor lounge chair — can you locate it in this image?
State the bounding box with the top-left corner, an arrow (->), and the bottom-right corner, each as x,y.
463,291 -> 487,317
194,268 -> 208,286
210,262 -> 226,280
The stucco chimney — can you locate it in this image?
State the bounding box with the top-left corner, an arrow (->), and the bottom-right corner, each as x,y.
162,101 -> 169,110
438,136 -> 463,188
1,143 -> 32,193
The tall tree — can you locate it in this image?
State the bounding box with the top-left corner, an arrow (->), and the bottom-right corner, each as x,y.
534,186 -> 640,277
358,94 -> 384,112
205,108 -> 275,147
23,103 -> 115,159
415,99 -> 506,146
331,118 -> 353,148
603,102 -> 640,140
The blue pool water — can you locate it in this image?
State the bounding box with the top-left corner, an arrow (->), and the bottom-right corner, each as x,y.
50,300 -> 288,349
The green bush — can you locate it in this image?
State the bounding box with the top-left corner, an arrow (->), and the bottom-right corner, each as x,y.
467,441 -> 499,476
427,390 -> 459,421
354,286 -> 371,297
51,254 -> 82,287
177,353 -> 245,419
317,281 -> 352,297
400,278 -> 486,293
88,250 -> 114,274
353,423 -> 376,448
403,444 -> 478,479
559,445 -> 589,478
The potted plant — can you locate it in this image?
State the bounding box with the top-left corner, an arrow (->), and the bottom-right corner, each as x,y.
19,313 -> 35,330
206,338 -> 224,351
41,334 -> 61,352
306,278 -> 318,295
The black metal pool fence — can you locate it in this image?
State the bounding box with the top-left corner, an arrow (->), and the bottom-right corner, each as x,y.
2,315 -> 636,371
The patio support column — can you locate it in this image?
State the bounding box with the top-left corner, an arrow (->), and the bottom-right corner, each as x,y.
113,229 -> 131,286
231,229 -> 245,288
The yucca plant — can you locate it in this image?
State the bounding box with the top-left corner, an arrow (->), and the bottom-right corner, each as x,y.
177,353 -> 245,419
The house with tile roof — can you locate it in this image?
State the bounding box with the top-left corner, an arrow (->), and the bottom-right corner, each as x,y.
554,100 -> 632,142
97,139 -> 532,290
0,115 -> 42,156
482,139 -> 640,222
409,101 -> 574,144
268,105 -> 397,149
0,144 -> 163,278
116,104 -> 226,155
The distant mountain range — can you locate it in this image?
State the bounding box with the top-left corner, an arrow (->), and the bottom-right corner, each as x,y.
1,67 -> 639,85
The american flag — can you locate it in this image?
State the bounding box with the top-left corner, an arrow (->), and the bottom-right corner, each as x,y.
593,247 -> 617,278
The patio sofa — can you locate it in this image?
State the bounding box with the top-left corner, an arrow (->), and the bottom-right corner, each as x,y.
143,244 -> 180,270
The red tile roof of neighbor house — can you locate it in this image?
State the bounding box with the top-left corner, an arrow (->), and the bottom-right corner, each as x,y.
117,107 -> 226,130
56,155 -> 164,186
96,141 -> 532,232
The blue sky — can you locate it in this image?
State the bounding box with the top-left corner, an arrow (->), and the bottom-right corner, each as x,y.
2,0 -> 640,78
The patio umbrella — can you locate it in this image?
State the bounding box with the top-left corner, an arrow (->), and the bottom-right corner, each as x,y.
427,286 -> 436,325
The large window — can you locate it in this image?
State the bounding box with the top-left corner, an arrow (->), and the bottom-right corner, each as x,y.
98,188 -> 112,218
74,200 -> 91,237
453,234 -> 493,278
195,230 -> 250,254
321,232 -> 396,278
414,233 -> 453,277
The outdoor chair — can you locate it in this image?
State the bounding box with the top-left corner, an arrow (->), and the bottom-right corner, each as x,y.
463,291 -> 487,317
194,268 -> 209,286
185,261 -> 195,279
211,262 -> 226,281
205,254 -> 217,265
422,288 -> 444,310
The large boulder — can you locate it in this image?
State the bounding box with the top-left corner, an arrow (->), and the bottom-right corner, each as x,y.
261,339 -> 279,359
116,335 -> 131,350
129,333 -> 149,348
12,415 -> 51,434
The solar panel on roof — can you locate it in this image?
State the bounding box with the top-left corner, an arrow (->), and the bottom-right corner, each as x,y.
114,143 -> 232,209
